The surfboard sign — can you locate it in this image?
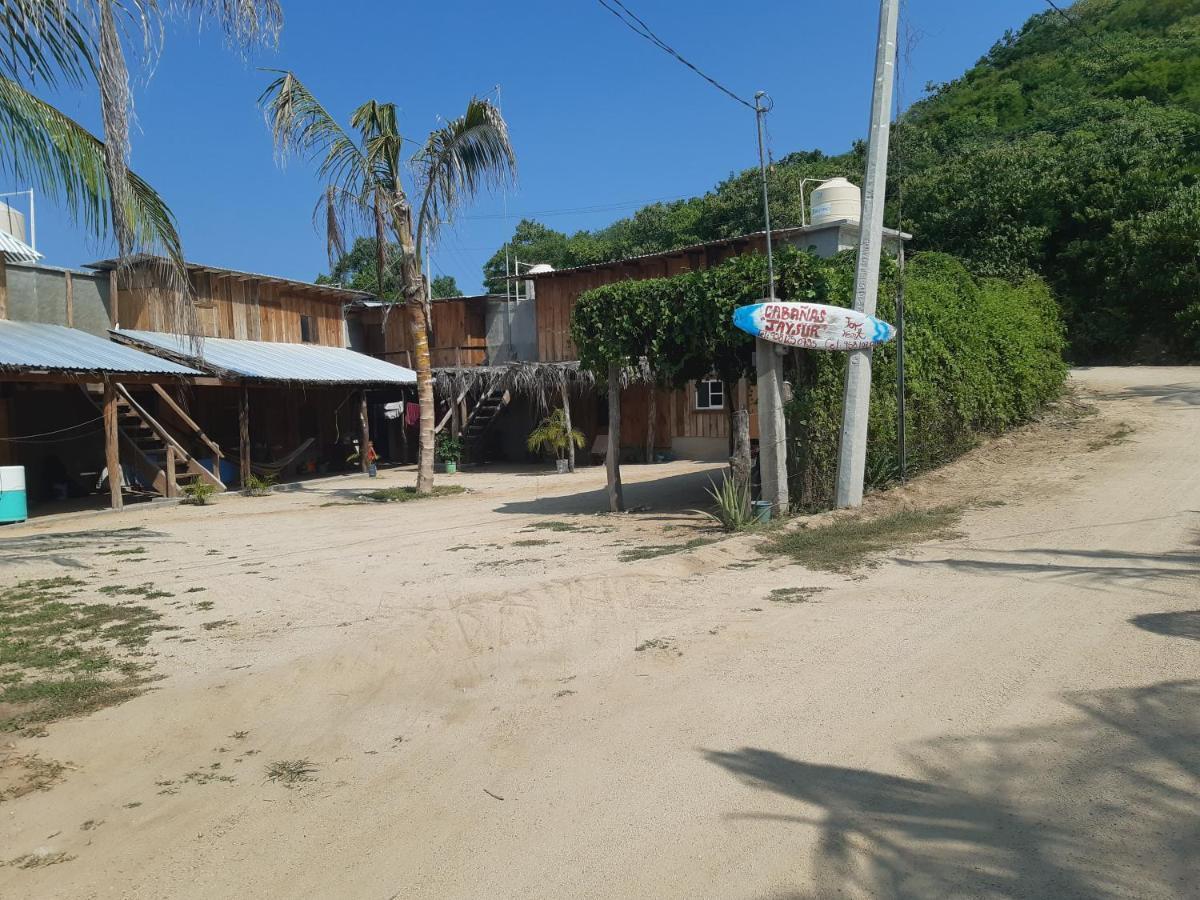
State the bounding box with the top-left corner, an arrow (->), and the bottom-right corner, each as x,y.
732,301 -> 896,351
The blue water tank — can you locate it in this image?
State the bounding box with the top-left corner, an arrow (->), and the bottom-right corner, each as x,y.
0,465 -> 28,523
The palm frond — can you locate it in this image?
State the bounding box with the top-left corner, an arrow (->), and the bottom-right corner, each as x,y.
0,0 -> 95,89
0,75 -> 193,333
174,0 -> 283,49
414,96 -> 515,256
259,69 -> 366,189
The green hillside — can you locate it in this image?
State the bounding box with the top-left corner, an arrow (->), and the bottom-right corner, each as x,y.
485,0 -> 1200,362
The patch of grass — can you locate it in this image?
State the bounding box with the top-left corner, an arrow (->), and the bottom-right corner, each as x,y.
523,520 -> 611,534
242,473 -> 277,497
265,758 -> 317,786
768,586 -> 828,604
192,600 -> 215,611
358,485 -> 466,503
634,637 -> 680,655
0,578 -> 176,732
0,754 -> 67,802
5,851 -> 76,869
184,587 -> 207,594
123,801 -> 142,809
97,546 -> 146,556
762,506 -> 963,573
201,619 -> 234,631
511,538 -> 552,547
98,583 -> 174,601
618,538 -> 711,563
181,481 -> 219,505
1088,422 -> 1135,452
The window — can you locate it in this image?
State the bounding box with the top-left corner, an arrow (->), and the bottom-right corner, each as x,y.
695,379 -> 724,411
299,314 -> 316,344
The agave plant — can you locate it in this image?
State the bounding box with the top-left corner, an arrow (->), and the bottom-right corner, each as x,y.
1,1 -> 282,332
697,473 -> 754,532
259,73 -> 515,495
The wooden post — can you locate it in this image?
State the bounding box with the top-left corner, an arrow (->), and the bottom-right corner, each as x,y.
645,383 -> 656,464
606,363 -> 623,512
0,257 -> 8,320
239,386 -> 250,488
732,404 -> 751,512
164,446 -> 177,498
103,381 -> 123,511
756,339 -> 789,514
358,390 -> 370,474
560,379 -> 575,473
64,270 -> 74,327
108,269 -> 119,328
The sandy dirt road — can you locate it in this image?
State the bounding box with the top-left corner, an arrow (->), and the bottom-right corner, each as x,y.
1,367 -> 1197,899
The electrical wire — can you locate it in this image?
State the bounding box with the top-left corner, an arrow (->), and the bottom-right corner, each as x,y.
0,415 -> 104,442
594,0 -> 755,110
1042,0 -> 1105,51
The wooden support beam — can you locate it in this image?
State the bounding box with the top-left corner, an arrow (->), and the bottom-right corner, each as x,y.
0,256 -> 8,320
164,446 -> 177,498
359,390 -> 370,474
239,386 -> 251,488
103,381 -> 123,511
108,269 -> 118,328
64,270 -> 74,327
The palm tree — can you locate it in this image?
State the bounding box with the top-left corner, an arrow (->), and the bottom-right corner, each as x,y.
259,72 -> 515,493
1,1 -> 282,330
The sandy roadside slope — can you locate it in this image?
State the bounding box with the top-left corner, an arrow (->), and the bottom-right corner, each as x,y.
1,367 -> 1197,899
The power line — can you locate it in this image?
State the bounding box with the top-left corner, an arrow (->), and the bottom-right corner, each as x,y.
1043,0 -> 1105,51
594,0 -> 755,110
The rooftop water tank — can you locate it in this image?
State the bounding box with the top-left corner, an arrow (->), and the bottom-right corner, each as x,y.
810,178 -> 861,226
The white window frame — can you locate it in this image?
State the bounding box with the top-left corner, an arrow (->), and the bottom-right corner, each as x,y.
695,378 -> 725,411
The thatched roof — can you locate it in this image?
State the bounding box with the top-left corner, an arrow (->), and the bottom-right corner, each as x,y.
434,359 -> 657,411
434,361 -> 596,411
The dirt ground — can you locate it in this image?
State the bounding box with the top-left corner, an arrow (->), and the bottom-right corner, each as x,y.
1,366 -> 1197,899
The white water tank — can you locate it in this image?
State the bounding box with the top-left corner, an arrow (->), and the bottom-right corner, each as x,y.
810,178 -> 861,226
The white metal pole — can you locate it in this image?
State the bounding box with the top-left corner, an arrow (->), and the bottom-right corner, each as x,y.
833,0 -> 900,509
26,189 -> 35,252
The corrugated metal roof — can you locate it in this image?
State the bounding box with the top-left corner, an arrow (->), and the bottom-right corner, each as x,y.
115,330 -> 416,385
0,230 -> 42,264
0,320 -> 201,376
516,220 -> 915,280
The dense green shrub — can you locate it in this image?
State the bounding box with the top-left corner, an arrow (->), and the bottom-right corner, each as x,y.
572,248 -> 1066,510
784,252 -> 1066,508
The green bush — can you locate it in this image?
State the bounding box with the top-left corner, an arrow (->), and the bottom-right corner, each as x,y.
571,247 -> 1067,511
181,481 -> 218,506
783,251 -> 1066,508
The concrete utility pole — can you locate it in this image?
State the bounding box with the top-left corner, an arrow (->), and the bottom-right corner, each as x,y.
834,0 -> 900,508
753,90 -> 788,514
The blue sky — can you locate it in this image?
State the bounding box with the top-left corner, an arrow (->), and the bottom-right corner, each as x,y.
18,0 -> 1048,293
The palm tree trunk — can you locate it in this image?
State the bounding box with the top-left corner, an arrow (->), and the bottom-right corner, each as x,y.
393,206 -> 435,493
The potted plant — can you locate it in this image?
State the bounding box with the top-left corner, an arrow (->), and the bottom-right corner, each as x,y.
436,434 -> 463,474
526,408 -> 586,473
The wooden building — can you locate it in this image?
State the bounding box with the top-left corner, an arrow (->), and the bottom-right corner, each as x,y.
0,254 -> 414,514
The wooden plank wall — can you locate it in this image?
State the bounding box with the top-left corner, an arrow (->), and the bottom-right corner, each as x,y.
0,396 -> 13,466
367,298 -> 490,368
115,270 -> 346,347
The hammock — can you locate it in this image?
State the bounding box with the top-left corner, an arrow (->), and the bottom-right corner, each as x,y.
251,437 -> 315,477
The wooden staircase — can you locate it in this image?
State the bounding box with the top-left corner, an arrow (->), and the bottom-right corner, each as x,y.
435,387 -> 512,465
461,389 -> 511,463
84,384 -> 225,498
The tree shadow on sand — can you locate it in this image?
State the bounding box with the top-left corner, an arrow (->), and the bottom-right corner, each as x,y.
705,680 -> 1200,899
0,526 -> 164,569
1130,610 -> 1200,641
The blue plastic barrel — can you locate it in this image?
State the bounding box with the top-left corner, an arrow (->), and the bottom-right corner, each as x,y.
0,465 -> 28,523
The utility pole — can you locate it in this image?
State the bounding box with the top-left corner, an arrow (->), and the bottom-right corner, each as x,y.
753,90 -> 787,514
833,0 -> 900,508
